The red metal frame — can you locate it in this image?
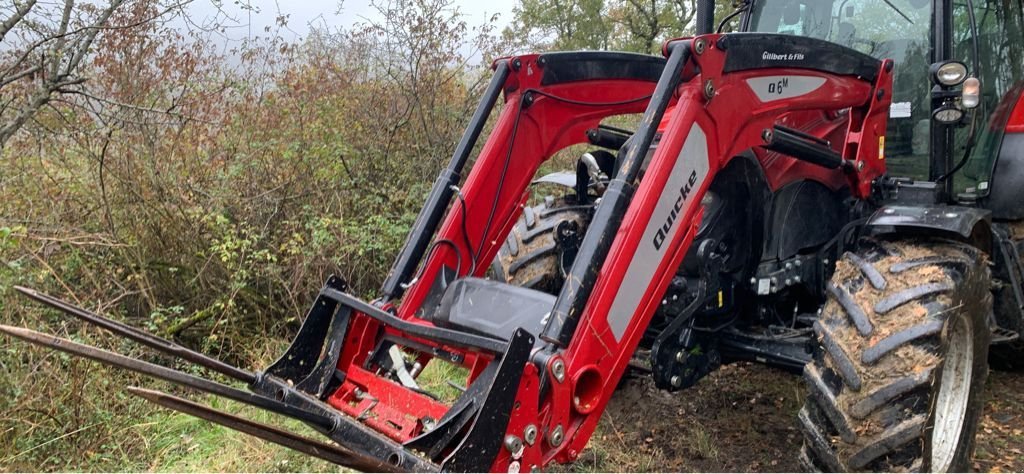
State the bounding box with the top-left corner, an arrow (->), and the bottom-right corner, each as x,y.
324,35 -> 894,472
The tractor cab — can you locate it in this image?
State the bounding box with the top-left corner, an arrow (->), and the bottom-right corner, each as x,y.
744,0 -> 1024,203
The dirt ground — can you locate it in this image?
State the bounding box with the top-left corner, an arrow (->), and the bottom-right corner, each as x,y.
564,362 -> 1024,472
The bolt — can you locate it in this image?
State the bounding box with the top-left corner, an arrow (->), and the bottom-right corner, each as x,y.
694,38 -> 707,54
671,375 -> 683,387
704,80 -> 715,100
750,277 -> 757,285
771,277 -> 778,285
662,298 -> 668,305
857,160 -> 865,171
676,351 -> 686,363
785,262 -> 793,270
549,425 -> 565,447
794,259 -> 802,267
504,435 -> 525,457
508,461 -> 522,473
785,278 -> 793,286
552,359 -> 566,383
794,276 -> 802,283
762,129 -> 773,143
524,425 -> 538,445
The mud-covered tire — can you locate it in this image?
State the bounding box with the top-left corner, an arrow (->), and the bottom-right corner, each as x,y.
489,198 -> 591,294
799,238 -> 991,472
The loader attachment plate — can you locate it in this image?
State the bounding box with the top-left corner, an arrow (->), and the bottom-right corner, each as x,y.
7,282 -> 534,472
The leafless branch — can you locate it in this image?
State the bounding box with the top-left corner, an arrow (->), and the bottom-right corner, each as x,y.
0,0 -> 38,43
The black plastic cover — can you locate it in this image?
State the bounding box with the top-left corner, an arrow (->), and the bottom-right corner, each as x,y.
987,134 -> 1024,220
764,181 -> 846,261
538,51 -> 666,86
433,278 -> 554,346
717,33 -> 881,81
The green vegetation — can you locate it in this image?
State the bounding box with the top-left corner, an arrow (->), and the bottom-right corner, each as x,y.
0,0 -> 718,469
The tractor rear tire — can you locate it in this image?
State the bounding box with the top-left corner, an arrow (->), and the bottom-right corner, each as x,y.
799,238 -> 991,472
490,198 -> 590,294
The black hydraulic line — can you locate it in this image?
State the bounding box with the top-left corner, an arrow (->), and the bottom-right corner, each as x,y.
380,60 -> 512,302
126,387 -> 403,473
540,41 -> 691,347
14,286 -> 257,384
0,325 -> 335,430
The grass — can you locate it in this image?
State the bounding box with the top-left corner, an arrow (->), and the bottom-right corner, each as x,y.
416,358 -> 470,405
140,396 -> 341,473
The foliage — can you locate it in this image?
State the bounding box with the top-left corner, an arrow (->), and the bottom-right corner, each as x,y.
0,0 -> 503,469
506,0 -> 746,54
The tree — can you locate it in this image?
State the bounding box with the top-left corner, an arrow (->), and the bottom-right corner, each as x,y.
507,0 -> 611,51
508,0 -> 701,54
0,0 -> 187,148
607,0 -> 696,53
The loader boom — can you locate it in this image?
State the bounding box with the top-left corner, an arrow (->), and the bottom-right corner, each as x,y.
6,33 -> 894,472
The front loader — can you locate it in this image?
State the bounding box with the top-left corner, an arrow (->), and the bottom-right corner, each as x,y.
6,0 -> 1024,472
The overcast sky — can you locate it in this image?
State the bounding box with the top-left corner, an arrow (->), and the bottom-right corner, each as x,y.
184,0 -> 518,43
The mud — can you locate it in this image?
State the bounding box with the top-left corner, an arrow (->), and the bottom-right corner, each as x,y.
562,363 -> 806,472
564,362 -> 1024,472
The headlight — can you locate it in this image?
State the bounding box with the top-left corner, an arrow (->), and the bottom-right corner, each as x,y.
931,61 -> 969,86
933,104 -> 965,124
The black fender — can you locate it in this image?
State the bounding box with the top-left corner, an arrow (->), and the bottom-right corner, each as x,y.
987,133 -> 1024,220
982,81 -> 1024,220
865,205 -> 993,253
762,180 -> 849,262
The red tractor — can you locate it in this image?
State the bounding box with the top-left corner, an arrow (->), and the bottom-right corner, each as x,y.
6,0 -> 1024,471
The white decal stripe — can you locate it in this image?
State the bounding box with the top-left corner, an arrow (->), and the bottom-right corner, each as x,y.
606,124 -> 710,341
746,75 -> 826,102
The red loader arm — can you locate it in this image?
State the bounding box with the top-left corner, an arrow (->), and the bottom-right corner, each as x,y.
4,33 -> 893,472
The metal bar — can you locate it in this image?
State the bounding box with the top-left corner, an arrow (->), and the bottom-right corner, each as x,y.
696,0 -> 716,35
929,0 -> 955,196
0,325 -> 333,430
380,60 -> 513,301
14,286 -> 256,384
126,386 -> 400,473
540,41 -> 692,346
322,288 -> 506,353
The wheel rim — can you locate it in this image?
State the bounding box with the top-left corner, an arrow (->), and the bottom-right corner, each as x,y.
931,313 -> 974,472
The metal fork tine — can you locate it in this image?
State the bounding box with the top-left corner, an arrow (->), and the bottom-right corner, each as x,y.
0,325 -> 332,430
14,286 -> 256,384
126,387 -> 397,473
